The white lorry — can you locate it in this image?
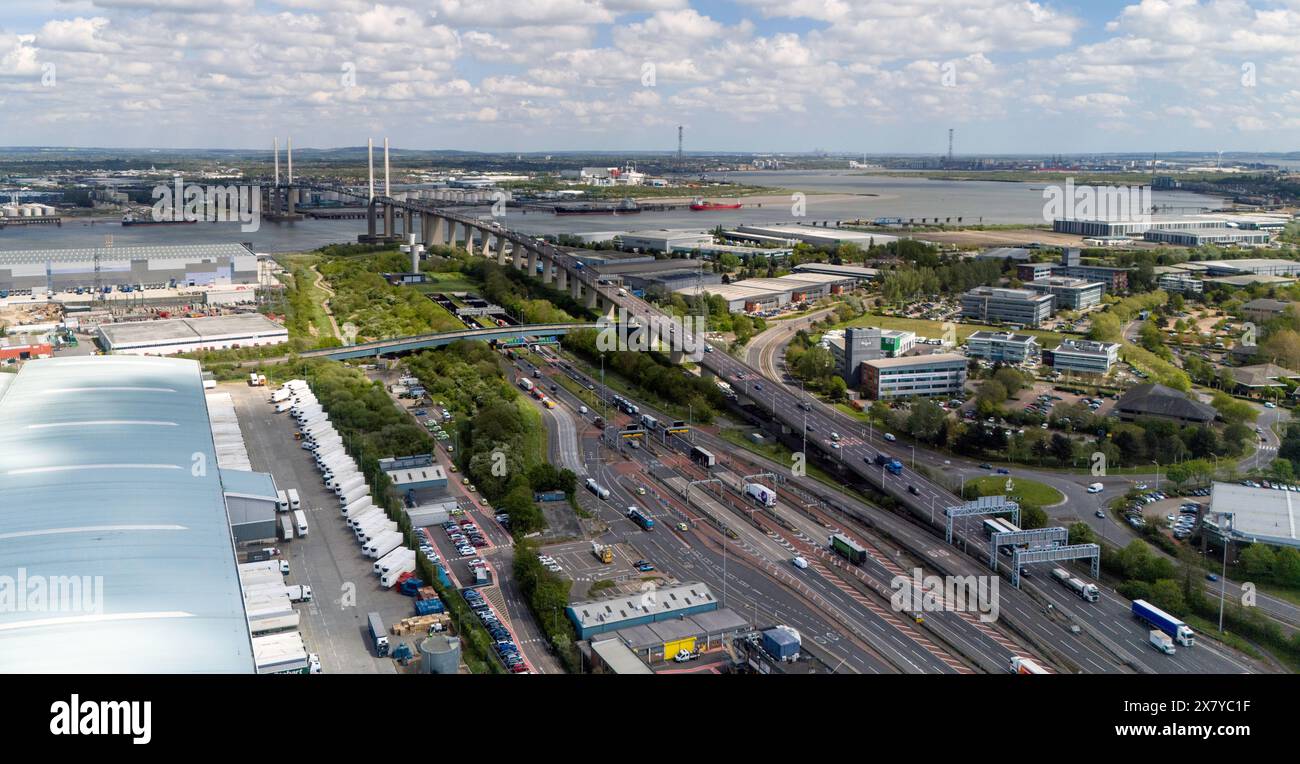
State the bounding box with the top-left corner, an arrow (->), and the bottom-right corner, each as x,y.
374,547 -> 414,576
380,555 -> 418,588
285,584 -> 313,603
292,509 -> 309,537
339,484 -> 369,508
1149,629 -> 1176,655
365,530 -> 404,559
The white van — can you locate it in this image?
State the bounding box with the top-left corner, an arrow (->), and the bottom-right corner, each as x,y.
1087,483 -> 1104,494
287,488 -> 301,510
276,490 -> 289,513
292,509 -> 309,537
791,556 -> 809,570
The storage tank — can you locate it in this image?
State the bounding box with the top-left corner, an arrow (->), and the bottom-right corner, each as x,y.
1,206 -> 17,217
419,635 -> 461,674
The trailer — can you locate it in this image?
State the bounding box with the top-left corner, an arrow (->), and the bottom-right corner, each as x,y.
829,533 -> 867,565
374,547 -> 414,575
276,490 -> 290,513
343,497 -> 375,518
518,377 -> 534,392
348,510 -> 384,534
689,446 -> 716,468
1050,568 -> 1100,602
381,556 -> 418,588
352,513 -> 391,538
585,478 -> 610,500
279,515 -> 294,542
367,612 -> 389,656
292,509 -> 309,537
334,474 -> 366,497
287,489 -> 301,510
365,530 -> 404,559
1132,599 -> 1194,646
744,483 -> 777,508
626,507 -> 655,531
641,414 -> 658,430
339,484 -> 369,507
270,388 -> 292,403
357,520 -> 398,544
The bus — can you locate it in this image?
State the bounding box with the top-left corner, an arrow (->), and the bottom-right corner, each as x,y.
627,507 -> 655,531
689,446 -> 716,468
830,533 -> 867,565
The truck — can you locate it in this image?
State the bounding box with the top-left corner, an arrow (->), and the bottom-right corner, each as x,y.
518,377 -> 534,392
339,484 -> 369,508
349,508 -> 384,532
534,490 -> 567,503
591,541 -> 614,564
279,515 -> 294,542
325,469 -> 359,491
287,488 -> 301,510
1051,568 -> 1099,602
689,446 -> 716,468
1149,629 -> 1176,655
343,496 -> 375,518
1009,656 -> 1048,674
585,478 -> 610,500
276,490 -> 290,513
285,584 -> 313,603
640,414 -> 658,430
270,388 -> 292,403
1132,599 -> 1195,646
626,507 -> 655,531
334,474 -> 365,497
830,533 -> 867,564
358,521 -> 398,545
292,509 -> 309,537
367,612 -> 389,657
744,483 -> 777,508
374,547 -> 414,575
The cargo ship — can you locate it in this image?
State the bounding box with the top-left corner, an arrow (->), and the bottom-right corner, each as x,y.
553,198 -> 641,216
121,212 -> 196,227
690,197 -> 742,211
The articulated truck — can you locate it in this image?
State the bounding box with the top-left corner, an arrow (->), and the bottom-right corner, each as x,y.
1149,629 -> 1176,655
1009,656 -> 1048,674
1050,568 -> 1099,602
367,612 -> 389,657
1132,599 -> 1195,647
745,483 -> 777,508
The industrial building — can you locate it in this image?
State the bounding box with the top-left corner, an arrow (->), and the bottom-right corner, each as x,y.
731,224 -> 901,249
1026,276 -> 1104,311
1208,482 -> 1300,549
792,262 -> 879,281
1144,229 -> 1273,246
960,286 -> 1055,327
380,453 -> 448,492
97,313 -> 289,356
859,353 -> 968,400
0,243 -> 259,294
964,331 -> 1038,364
823,327 -> 917,386
566,582 -> 718,640
1202,259 -> 1300,278
0,356 -> 262,672
1051,214 -> 1248,237
599,607 -> 749,665
1043,339 -> 1120,375
616,229 -> 713,253
1241,298 -> 1292,323
674,271 -> 856,313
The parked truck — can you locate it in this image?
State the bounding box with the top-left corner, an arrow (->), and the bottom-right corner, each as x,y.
279,515 -> 294,542
641,414 -> 658,431
591,541 -> 614,564
292,509 -> 309,537
339,484 -> 369,508
380,556 -> 418,588
518,377 -> 534,392
358,521 -> 398,544
334,474 -> 366,497
1132,599 -> 1195,646
1149,629 -> 1176,655
745,483 -> 777,508
365,530 -> 404,558
374,547 -> 414,575
534,490 -> 567,502
367,612 -> 389,657
585,478 -> 610,500
285,584 -> 313,603
1050,568 -> 1099,602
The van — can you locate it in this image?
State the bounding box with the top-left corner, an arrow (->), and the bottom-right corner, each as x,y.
791,556 -> 808,569
292,509 -> 309,537
1087,483 -> 1103,494
287,488 -> 301,510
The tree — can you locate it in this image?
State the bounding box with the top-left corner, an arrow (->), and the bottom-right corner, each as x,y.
1068,521 -> 1097,545
1088,313 -> 1122,343
1260,329 -> 1300,369
1148,579 -> 1186,614
1240,544 -> 1277,579
1050,433 -> 1075,465
907,400 -> 947,444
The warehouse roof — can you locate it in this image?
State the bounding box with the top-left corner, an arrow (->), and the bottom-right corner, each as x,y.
0,242 -> 254,265
1210,482 -> 1300,548
568,582 -> 716,631
99,314 -> 286,346
0,356 -> 255,672
864,352 -> 967,369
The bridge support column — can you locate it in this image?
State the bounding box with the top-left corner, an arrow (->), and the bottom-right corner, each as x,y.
584,287 -> 597,309
570,275 -> 582,301
432,215 -> 446,246
528,248 -> 539,277
421,213 -> 433,247
384,203 -> 394,239
367,200 -> 377,239
286,188 -> 297,216
558,268 -> 569,291
496,236 -> 508,266
543,256 -> 554,284
481,232 -> 492,258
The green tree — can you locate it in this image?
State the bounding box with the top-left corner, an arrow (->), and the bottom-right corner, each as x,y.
1240,544 -> 1277,579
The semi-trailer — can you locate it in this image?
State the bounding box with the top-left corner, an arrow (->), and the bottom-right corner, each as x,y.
339,484 -> 369,507
689,446 -> 716,468
287,489 -> 301,510
365,530 -> 403,558
585,478 -> 610,500
367,612 -> 389,656
326,469 -> 361,491
352,514 -> 390,539
344,498 -> 376,520
829,533 -> 867,564
279,515 -> 294,541
292,509 -> 309,537
1009,656 -> 1048,674
380,556 -> 418,588
744,483 -> 777,508
357,521 -> 398,544
270,388 -> 292,403
1050,568 -> 1100,602
518,377 -> 534,392
276,490 -> 290,513
335,474 -> 366,497
1132,599 -> 1195,646
374,547 -> 414,575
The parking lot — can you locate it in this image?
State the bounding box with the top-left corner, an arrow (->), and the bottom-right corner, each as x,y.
225,382 -> 423,674
538,538 -> 648,595
1125,486 -> 1210,539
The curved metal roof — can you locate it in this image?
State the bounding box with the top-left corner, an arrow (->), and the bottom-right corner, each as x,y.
0,356 -> 254,672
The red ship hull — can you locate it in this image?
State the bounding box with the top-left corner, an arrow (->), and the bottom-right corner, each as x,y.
690,201 -> 742,211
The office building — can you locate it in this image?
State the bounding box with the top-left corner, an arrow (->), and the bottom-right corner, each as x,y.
859,353 -> 968,400
1114,383 -> 1217,425
1042,339 -> 1119,375
960,286 -> 1054,327
1157,273 -> 1203,294
964,331 -> 1039,363
1027,276 -> 1104,311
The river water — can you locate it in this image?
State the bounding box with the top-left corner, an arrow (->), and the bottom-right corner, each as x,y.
0,171 -> 1227,253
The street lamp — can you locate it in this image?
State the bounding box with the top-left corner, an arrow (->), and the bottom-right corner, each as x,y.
1152,460 -> 1160,493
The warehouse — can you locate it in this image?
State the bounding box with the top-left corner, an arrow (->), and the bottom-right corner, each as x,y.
0,242 -> 258,294
566,582 -> 718,640
674,271 -> 857,313
617,229 -> 713,253
1144,229 -> 1273,246
1208,483 -> 1300,549
0,356 -> 257,672
1202,259 -> 1300,278
792,262 -> 879,281
732,224 -> 901,249
219,468 -> 280,543
97,313 -> 288,355
607,607 -> 749,664
380,454 -> 448,492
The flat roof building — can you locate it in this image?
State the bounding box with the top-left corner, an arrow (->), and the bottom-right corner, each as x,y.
675,272 -> 856,313
566,582 -> 718,640
792,262 -> 879,281
964,331 -> 1039,363
1202,259 -> 1300,278
1241,298 -> 1292,323
1208,482 -> 1300,549
380,454 -> 448,492
1027,276 -> 1104,311
0,356 -> 258,672
860,352 -> 968,401
1144,229 -> 1273,246
1043,339 -> 1120,375
0,242 -> 258,293
732,224 -> 901,249
960,286 -> 1055,327
617,229 -> 713,253
1157,273 -> 1203,294
98,313 -> 288,356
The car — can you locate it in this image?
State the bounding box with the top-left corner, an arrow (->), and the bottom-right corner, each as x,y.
672,649 -> 695,663
884,433 -> 897,442
1095,510 -> 1106,518
468,485 -> 477,493
461,477 -> 470,485
1265,402 -> 1277,409
980,463 -> 992,470
908,485 -> 920,495
636,562 -> 656,572
830,442 -> 840,450
635,486 -> 647,495
753,383 -> 763,391
1206,573 -> 1219,582
996,468 -> 1010,475
449,464 -> 458,472
676,522 -> 689,531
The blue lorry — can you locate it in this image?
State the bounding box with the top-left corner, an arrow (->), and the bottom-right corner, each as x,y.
1132,599 -> 1194,646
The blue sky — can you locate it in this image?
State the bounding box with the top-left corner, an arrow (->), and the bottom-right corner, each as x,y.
1,0 -> 1298,153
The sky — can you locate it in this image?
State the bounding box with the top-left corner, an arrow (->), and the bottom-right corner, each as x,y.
0,0 -> 1298,154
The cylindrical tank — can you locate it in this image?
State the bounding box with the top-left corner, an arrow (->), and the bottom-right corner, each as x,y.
419,635 -> 460,674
